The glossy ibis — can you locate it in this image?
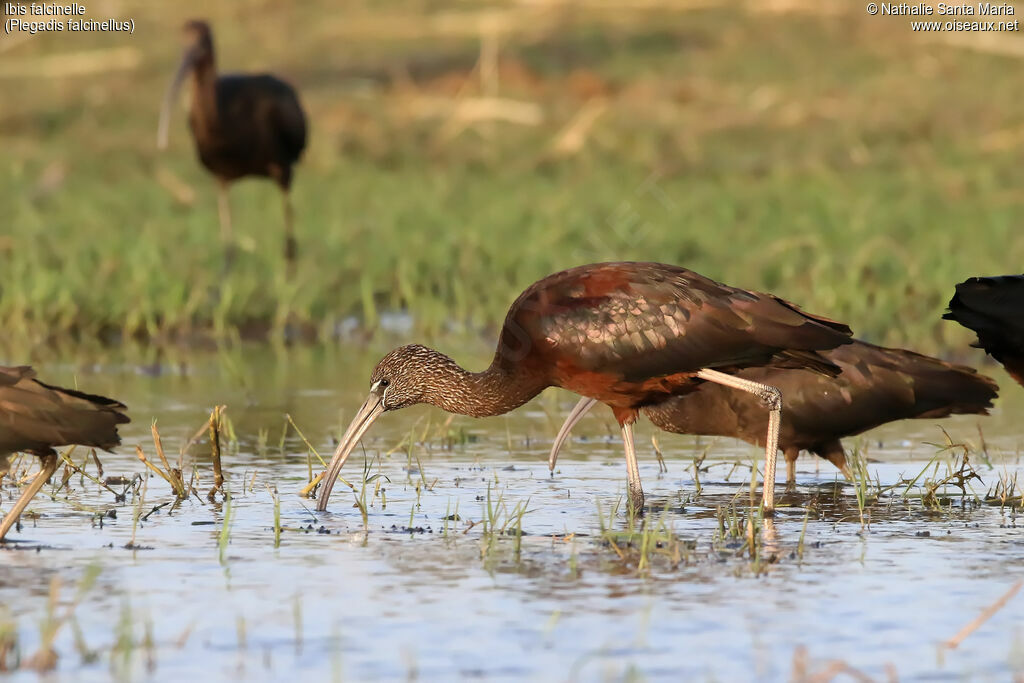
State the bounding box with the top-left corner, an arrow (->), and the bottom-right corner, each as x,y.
315,262 -> 853,515
0,366 -> 129,541
944,275 -> 1024,387
548,340 -> 999,483
157,19 -> 308,272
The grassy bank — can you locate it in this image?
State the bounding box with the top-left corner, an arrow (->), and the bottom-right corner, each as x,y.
2,1 -> 1022,353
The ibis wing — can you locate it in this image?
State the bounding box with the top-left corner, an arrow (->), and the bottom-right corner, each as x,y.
822,342 -> 998,419
645,339 -> 998,448
748,341 -> 999,441
499,262 -> 851,382
216,75 -> 307,164
944,275 -> 1024,384
0,367 -> 129,456
270,89 -> 307,162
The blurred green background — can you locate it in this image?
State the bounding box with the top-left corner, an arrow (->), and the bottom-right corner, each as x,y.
2,0 -> 1021,356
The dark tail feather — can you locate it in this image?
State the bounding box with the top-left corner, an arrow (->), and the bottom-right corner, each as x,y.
37,381 -> 130,452
35,379 -> 129,416
944,275 -> 1024,386
0,367 -> 130,455
904,360 -> 1000,419
944,275 -> 1024,348
942,278 -> 1003,345
944,275 -> 1024,321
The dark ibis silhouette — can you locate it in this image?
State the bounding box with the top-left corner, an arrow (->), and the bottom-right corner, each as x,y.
0,366 -> 129,540
548,340 -> 999,483
157,19 -> 307,271
315,262 -> 853,515
944,275 -> 1024,387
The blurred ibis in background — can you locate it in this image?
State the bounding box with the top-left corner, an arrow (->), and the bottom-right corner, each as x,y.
0,366 -> 129,541
944,275 -> 1024,388
314,262 -> 854,516
548,340 -> 999,484
157,19 -> 307,274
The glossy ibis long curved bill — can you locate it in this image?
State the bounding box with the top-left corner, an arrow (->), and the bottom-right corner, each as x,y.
549,396 -> 599,471
317,387 -> 386,506
314,262 -> 854,516
156,44 -> 200,150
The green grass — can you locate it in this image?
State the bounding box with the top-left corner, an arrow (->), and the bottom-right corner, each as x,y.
2,1 -> 1022,353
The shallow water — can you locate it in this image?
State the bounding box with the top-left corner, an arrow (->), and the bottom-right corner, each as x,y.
1,345 -> 1023,682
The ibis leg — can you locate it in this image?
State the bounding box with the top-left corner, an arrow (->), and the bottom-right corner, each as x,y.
620,422 -> 644,515
765,404 -> 781,510
549,396 -> 598,473
695,368 -> 782,516
0,454 -> 58,541
785,447 -> 799,489
217,181 -> 236,273
283,191 -> 297,278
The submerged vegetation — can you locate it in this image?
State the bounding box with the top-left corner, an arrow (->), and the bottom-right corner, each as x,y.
3,2 -> 1023,350
4,404 -> 1020,564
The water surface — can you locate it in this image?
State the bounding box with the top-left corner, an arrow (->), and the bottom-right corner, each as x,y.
2,345 -> 1022,681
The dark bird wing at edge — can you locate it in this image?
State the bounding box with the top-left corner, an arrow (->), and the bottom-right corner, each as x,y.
496,262 -> 853,383
943,275 -> 1024,385
748,341 -> 1000,439
642,340 -> 999,448
269,81 -> 308,162
0,366 -> 130,457
829,342 -> 999,418
218,75 -> 307,159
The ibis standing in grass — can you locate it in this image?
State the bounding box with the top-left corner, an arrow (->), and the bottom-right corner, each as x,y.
0,366 -> 129,541
547,340 -> 999,484
315,262 -> 854,516
944,275 -> 1024,387
157,19 -> 308,273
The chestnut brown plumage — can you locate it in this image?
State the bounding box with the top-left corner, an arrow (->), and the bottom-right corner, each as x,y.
315,262 -> 854,515
944,275 -> 1024,387
0,366 -> 129,540
157,19 -> 307,271
549,340 -> 999,483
